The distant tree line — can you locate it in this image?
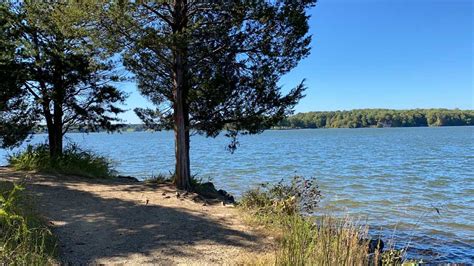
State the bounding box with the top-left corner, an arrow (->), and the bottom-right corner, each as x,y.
32,109 -> 473,133
278,109 -> 474,128
33,124 -> 147,134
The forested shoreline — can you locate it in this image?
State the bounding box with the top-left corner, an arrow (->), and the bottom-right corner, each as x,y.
278,109 -> 474,129
31,109 -> 474,134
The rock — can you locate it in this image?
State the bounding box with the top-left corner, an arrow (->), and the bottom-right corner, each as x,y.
367,238 -> 384,253
192,195 -> 207,203
196,182 -> 220,199
217,189 -> 235,204
194,182 -> 235,204
116,175 -> 139,182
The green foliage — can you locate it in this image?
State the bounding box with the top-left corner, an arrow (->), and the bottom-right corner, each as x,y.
0,2 -> 126,155
240,178 -> 373,265
279,109 -> 474,129
239,178 -> 425,265
0,182 -> 56,264
240,176 -> 321,219
8,144 -> 115,178
101,1 -> 313,137
97,1 -> 313,188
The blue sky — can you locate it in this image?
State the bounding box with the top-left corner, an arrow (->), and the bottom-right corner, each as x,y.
119,0 -> 473,123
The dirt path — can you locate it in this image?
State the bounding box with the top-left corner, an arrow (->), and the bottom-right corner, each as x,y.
0,167 -> 272,265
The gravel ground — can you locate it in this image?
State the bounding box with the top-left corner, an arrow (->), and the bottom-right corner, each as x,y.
0,167 -> 273,265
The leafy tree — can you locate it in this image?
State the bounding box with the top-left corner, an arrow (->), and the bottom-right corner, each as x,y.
0,2 -> 126,157
101,0 -> 315,190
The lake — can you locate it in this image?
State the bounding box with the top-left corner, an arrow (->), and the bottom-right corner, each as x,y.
1,127 -> 473,263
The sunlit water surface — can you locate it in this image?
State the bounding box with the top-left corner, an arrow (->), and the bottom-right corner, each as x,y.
1,127 -> 473,263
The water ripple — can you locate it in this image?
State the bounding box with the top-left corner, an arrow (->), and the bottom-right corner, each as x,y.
1,127 -> 473,262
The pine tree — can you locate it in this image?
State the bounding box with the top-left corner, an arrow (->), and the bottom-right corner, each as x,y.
101,0 -> 315,190
0,2 -> 126,157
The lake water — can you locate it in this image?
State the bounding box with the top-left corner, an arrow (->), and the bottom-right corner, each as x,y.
1,127 -> 473,263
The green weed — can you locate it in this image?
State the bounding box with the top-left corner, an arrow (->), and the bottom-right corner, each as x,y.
0,181 -> 56,264
238,177 -> 416,266
9,144 -> 115,178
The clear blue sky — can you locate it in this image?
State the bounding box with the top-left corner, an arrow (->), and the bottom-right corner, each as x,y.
119,0 -> 473,124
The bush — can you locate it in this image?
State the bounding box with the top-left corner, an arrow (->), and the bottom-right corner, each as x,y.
239,177 -> 423,265
239,177 -> 385,265
0,182 -> 56,264
240,176 -> 321,223
8,144 -> 115,178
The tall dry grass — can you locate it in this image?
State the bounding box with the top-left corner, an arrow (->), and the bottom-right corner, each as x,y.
275,215 -> 373,265
238,177 -> 389,266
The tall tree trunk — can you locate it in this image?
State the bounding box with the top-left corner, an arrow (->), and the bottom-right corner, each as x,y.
173,53 -> 190,189
51,100 -> 63,158
184,102 -> 191,184
42,101 -> 61,158
172,0 -> 191,190
48,128 -> 62,158
173,92 -> 191,190
50,49 -> 65,158
45,117 -> 57,158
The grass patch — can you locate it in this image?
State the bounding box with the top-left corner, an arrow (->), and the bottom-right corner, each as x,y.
144,173 -> 173,184
144,174 -> 210,187
9,144 -> 115,178
238,176 -> 415,265
275,215 -> 371,265
0,181 -> 57,264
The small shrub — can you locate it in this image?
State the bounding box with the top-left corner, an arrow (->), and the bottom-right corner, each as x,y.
240,177 -> 424,265
9,144 -> 115,178
0,182 -> 56,264
240,176 -> 321,223
381,249 -> 404,265
8,145 -> 50,171
240,187 -> 274,211
239,177 -> 389,265
144,173 -> 172,184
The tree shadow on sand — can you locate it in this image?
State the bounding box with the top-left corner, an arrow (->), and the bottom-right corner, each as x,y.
0,169 -> 264,264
